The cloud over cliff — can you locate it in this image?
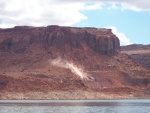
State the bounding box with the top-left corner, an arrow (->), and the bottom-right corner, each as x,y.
105,26 -> 132,45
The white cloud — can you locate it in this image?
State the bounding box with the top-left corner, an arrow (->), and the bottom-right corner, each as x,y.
105,26 -> 132,46
61,0 -> 150,11
84,3 -> 103,10
0,0 -> 103,28
121,0 -> 150,11
0,0 -> 84,28
0,0 -> 150,28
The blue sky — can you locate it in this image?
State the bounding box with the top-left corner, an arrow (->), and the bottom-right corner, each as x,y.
0,0 -> 150,45
74,7 -> 150,45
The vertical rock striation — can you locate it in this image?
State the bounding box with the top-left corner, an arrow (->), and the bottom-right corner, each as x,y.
0,25 -> 120,55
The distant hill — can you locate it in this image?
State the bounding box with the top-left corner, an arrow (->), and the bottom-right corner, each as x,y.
121,44 -> 150,68
121,44 -> 150,51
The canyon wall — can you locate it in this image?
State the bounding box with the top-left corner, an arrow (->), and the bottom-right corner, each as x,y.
0,25 -> 120,56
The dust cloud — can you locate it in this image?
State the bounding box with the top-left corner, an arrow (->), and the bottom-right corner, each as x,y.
50,58 -> 90,80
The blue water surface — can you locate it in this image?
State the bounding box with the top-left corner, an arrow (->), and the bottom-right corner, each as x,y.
0,99 -> 150,113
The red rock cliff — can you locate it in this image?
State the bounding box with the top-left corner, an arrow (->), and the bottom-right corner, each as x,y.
0,25 -> 120,55
0,26 -> 150,99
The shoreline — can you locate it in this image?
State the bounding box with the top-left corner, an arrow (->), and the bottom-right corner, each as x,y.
0,91 -> 150,100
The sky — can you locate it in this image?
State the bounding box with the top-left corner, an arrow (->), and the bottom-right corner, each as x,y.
0,0 -> 150,45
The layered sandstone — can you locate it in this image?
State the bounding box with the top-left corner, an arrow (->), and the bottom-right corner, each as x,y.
0,25 -> 120,55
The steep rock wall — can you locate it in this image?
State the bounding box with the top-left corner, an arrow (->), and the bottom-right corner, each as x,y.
0,25 -> 120,55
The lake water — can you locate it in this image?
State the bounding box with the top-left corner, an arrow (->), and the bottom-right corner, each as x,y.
0,99 -> 150,113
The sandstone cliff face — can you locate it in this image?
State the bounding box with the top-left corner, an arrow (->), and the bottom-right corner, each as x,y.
121,44 -> 150,68
0,25 -> 120,55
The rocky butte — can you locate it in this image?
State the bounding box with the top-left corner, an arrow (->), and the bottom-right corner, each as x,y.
0,25 -> 150,99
